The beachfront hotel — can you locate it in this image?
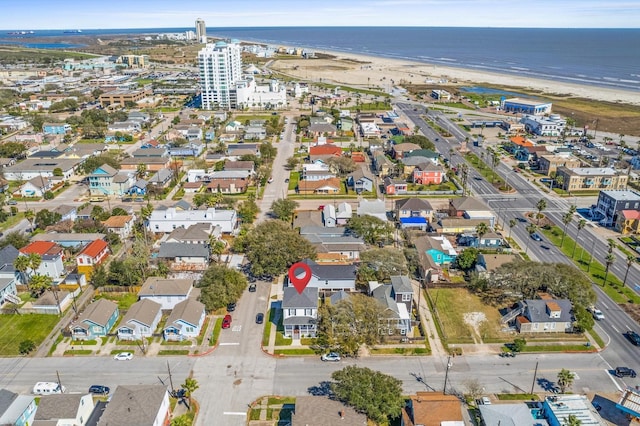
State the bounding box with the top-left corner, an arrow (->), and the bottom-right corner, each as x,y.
195,18 -> 206,43
198,40 -> 243,109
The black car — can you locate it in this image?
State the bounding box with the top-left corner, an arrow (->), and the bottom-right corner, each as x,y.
89,385 -> 110,395
624,330 -> 640,346
248,283 -> 257,292
256,313 -> 264,324
615,367 -> 637,378
227,302 -> 237,312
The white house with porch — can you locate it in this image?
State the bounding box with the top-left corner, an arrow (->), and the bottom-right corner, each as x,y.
282,287 -> 318,338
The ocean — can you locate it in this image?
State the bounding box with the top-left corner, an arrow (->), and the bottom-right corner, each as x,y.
2,26 -> 639,92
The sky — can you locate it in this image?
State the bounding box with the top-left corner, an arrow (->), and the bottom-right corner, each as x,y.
1,0 -> 639,30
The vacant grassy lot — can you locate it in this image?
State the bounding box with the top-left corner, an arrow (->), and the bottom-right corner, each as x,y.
429,288 -> 509,344
0,314 -> 60,355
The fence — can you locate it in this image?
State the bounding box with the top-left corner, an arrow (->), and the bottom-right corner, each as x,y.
96,286 -> 142,294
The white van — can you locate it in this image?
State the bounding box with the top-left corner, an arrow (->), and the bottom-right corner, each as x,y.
32,382 -> 66,395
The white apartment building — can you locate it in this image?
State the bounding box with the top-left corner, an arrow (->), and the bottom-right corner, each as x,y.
520,114 -> 566,136
235,77 -> 287,110
198,40 -> 243,109
195,18 -> 206,43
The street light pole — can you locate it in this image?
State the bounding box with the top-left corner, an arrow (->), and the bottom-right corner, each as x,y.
443,356 -> 452,395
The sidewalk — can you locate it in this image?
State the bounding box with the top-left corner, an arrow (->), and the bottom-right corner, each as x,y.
411,279 -> 446,358
265,277 -> 284,355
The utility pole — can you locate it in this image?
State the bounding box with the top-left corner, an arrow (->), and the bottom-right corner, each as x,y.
56,370 -> 63,391
530,361 -> 539,395
443,356 -> 452,395
167,361 -> 174,391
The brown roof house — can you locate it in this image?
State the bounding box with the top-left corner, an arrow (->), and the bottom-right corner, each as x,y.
298,177 -> 341,195
70,299 -> 119,340
97,385 -> 170,426
401,392 -> 464,426
292,396 -> 367,426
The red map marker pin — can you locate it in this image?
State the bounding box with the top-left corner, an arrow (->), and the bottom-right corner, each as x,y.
288,262 -> 312,294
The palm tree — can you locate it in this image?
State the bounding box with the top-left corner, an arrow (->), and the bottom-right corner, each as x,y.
13,256 -> 31,289
572,219 -> 586,258
564,414 -> 582,426
557,368 -> 575,393
623,254 -> 635,287
508,219 -> 517,240
181,377 -> 199,407
24,209 -> 35,230
603,253 -> 616,286
525,223 -> 537,255
475,222 -> 489,247
28,253 -> 42,274
535,199 -> 547,226
561,212 -> 573,247
607,239 -> 616,254
30,274 -> 53,297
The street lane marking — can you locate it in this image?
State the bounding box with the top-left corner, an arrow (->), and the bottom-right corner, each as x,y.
219,342 -> 240,346
626,324 -> 633,331
610,324 -> 619,333
232,325 -> 242,332
605,370 -> 623,392
223,412 -> 247,416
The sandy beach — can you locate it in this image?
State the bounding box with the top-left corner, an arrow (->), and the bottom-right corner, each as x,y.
269,49 -> 640,106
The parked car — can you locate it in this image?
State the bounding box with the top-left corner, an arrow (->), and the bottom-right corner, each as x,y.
321,352 -> 341,362
113,352 -> 133,361
255,313 -> 264,324
478,396 -> 492,405
89,385 -> 110,395
6,200 -> 17,205
268,177 -> 274,184
615,367 -> 637,378
624,330 -> 640,346
530,233 -> 543,241
248,283 -> 257,292
222,314 -> 232,329
227,302 -> 236,312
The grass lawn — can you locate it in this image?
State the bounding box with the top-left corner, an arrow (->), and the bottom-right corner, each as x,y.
95,292 -> 139,310
233,114 -> 273,123
497,394 -> 539,401
0,314 -> 60,356
158,349 -> 190,356
464,153 -> 504,186
429,288 -> 508,344
64,349 -> 93,355
370,347 -> 430,355
274,348 -> 316,355
210,318 -> 222,346
288,172 -> 300,190
520,344 -> 594,353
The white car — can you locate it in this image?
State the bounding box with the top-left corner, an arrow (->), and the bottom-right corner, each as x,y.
114,352 -> 133,361
592,309 -> 605,321
321,352 -> 341,362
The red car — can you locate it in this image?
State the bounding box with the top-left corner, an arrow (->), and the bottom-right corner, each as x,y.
222,314 -> 232,329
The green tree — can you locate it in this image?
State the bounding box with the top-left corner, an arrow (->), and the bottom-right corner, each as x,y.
170,416 -> 190,426
29,273 -> 53,296
241,220 -> 316,278
331,366 -> 404,424
35,209 -> 62,230
13,255 -> 31,288
512,337 -> 527,352
181,377 -> 199,407
508,218 -> 517,240
535,198 -> 547,225
285,156 -> 299,170
0,231 -> 29,249
271,198 -> 299,223
237,198 -> 259,224
90,264 -> 109,288
557,369 -> 575,393
357,248 -> 408,285
623,254 -> 635,287
209,240 -> 226,262
563,414 -> 582,426
456,248 -> 479,270
0,142 -> 28,158
136,163 -> 147,179
24,209 -> 35,230
561,212 -> 573,247
573,304 -> 594,333
197,264 -> 247,311
403,134 -> 435,151
259,141 -> 277,161
19,339 -> 36,355
346,215 -> 394,245
572,219 -> 586,258
603,253 -> 615,286
326,156 -> 357,176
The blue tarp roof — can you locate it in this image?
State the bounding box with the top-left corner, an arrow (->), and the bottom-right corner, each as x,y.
399,217 -> 428,224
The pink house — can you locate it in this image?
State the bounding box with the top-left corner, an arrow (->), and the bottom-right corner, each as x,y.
384,177 -> 408,195
412,163 -> 445,185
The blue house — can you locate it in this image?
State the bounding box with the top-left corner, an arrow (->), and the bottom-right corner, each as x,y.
168,141 -> 204,157
71,299 -> 119,340
127,178 -> 148,196
0,389 -> 37,426
399,217 -> 428,231
43,123 -> 71,135
424,235 -> 457,265
457,232 -> 504,248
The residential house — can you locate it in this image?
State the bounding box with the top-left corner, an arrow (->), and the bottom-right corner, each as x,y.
555,167 -> 628,192
70,299 -> 119,340
308,123 -> 338,137
168,140 -> 204,157
120,156 -> 171,172
297,259 -> 356,291
369,277 -> 413,335
17,176 -> 53,197
339,116 -> 354,132
2,158 -> 81,181
107,120 -> 141,133
478,402 -> 542,426
298,178 -> 341,195
422,236 -> 457,266
183,181 -> 203,193
224,160 -> 255,175
163,298 -> 206,341
147,168 -> 174,188
395,198 -> 434,222
244,125 -> 267,140
350,151 -> 366,162
402,392 -> 464,426
293,210 -> 324,229
391,142 -> 421,159
404,149 -> 440,163
360,122 -> 381,138
127,178 -> 149,196
542,395 -> 605,426
207,178 -> 248,193
102,215 -> 134,239
514,298 -> 573,333
412,162 -> 445,185
302,163 -> 334,181
88,164 -> 117,196
97,385 -> 170,426
0,246 -> 19,304
309,144 -> 342,162
347,168 -> 374,193
374,153 -> 394,177
76,239 -> 110,280
616,210 -> 640,234
34,394 -> 94,426
592,189 -> 640,227
157,242 -> 210,270
357,199 -> 387,221
291,396 -> 367,426
448,197 -> 495,227
413,235 -> 453,282
457,232 -> 504,248
42,123 -> 71,135
227,143 -> 259,157
53,204 -> 77,222
0,388 -> 37,426
321,202 -> 353,227
282,287 -> 318,338
138,277 -> 195,310
302,231 -> 366,261
30,232 -> 105,248
505,136 -> 535,161
225,120 -> 244,132
209,170 -> 250,182
383,177 -> 408,195
32,289 -> 75,315
166,223 -> 218,245
147,207 -> 238,234
19,241 -> 65,279
117,299 -> 162,341
435,217 -> 489,234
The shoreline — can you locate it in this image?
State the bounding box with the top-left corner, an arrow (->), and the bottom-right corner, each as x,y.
264,44 -> 640,106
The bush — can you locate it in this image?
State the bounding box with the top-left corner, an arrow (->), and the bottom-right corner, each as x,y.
43,191 -> 54,200
19,339 -> 36,355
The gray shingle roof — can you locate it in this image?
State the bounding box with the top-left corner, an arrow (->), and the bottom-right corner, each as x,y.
450,196 -> 489,212
35,394 -> 86,420
524,299 -> 573,323
97,385 -> 168,426
120,299 -> 162,329
157,242 -> 209,259
139,278 -> 194,297
165,298 -> 205,328
302,259 -> 357,281
0,389 -> 18,415
391,275 -> 412,294
395,197 -> 434,212
282,287 -> 318,309
0,245 -> 18,273
292,396 -> 367,426
77,299 -> 118,328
